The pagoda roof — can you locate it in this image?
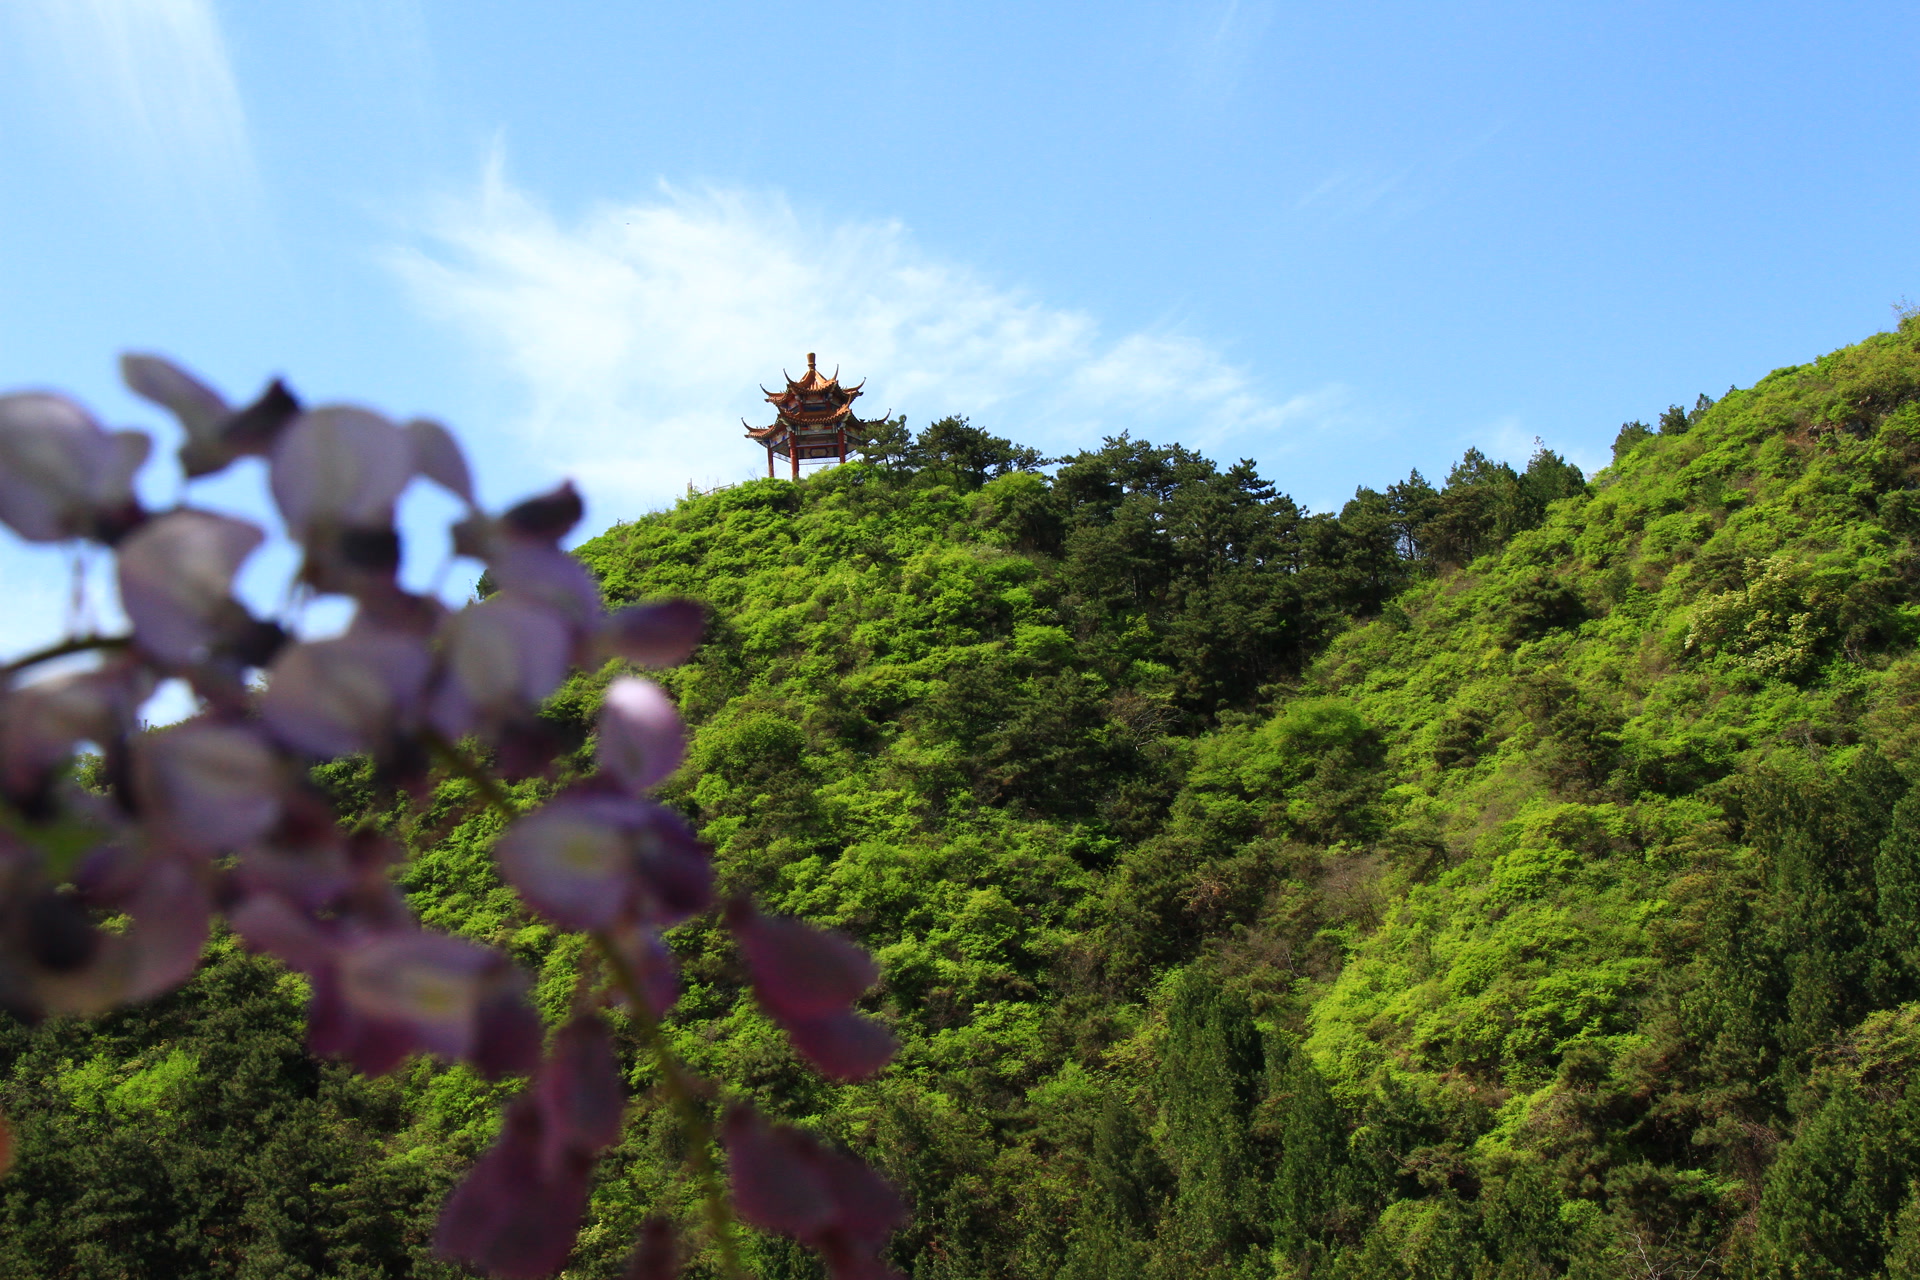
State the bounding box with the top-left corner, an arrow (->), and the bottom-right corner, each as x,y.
767,352 -> 865,400
745,352 -> 879,439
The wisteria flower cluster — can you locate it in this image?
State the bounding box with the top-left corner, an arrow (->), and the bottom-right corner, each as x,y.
0,357 -> 902,1279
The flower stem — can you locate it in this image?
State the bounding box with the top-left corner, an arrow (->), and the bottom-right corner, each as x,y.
2,634 -> 131,678
593,932 -> 747,1280
420,731 -> 520,823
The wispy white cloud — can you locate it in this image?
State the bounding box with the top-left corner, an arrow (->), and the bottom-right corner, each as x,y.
1295,125 -> 1505,226
1294,169 -> 1414,216
1179,0 -> 1277,107
4,0 -> 259,210
391,156 -> 1342,516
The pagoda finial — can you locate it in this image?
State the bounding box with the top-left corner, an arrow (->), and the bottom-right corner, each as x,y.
807,352 -> 817,371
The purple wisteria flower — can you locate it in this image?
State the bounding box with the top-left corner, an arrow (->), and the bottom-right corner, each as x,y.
0,353 -> 905,1280
1,838 -> 211,1018
428,594 -> 573,740
0,658 -> 152,812
598,676 -> 688,793
230,892 -> 541,1078
121,352 -> 300,477
727,901 -> 898,1081
436,1015 -> 626,1278
725,1105 -> 906,1280
0,392 -> 149,543
620,1217 -> 680,1280
115,509 -> 267,668
260,624 -> 436,759
494,793 -> 712,934
130,719 -> 285,856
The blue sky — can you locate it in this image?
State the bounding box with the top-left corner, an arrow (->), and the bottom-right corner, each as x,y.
2,1 -> 1917,681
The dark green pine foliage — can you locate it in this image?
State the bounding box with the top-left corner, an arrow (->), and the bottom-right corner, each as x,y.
1154,972 -> 1268,1279
1057,1095 -> 1167,1279
1878,789 -> 1920,980
1264,1033 -> 1348,1268
0,939 -> 481,1280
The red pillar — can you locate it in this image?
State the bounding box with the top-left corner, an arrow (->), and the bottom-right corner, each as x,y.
790,441 -> 800,481
767,444 -> 774,478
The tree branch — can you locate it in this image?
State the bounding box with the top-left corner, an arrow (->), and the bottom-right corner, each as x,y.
2,634 -> 131,678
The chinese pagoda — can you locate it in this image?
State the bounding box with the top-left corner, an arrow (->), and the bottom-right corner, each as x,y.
744,354 -> 880,479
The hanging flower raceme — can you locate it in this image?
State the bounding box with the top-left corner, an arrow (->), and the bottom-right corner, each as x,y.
724,1106 -> 906,1280
436,1015 -> 627,1279
0,353 -> 907,1280
726,900 -> 898,1081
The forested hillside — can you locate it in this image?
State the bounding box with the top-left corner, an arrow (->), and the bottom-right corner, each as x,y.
8,318 -> 1920,1278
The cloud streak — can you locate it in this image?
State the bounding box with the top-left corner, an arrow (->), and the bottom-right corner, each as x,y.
4,0 -> 259,209
1180,0 -> 1277,107
391,157 -> 1341,518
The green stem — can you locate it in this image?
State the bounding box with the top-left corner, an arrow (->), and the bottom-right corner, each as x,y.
593,932 -> 747,1280
2,634 -> 131,678
420,731 -> 520,822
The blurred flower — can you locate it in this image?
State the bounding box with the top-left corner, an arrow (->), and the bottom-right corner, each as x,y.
116,509 -> 268,669
405,418 -> 474,505
130,720 -> 284,856
597,677 -> 686,793
597,600 -> 707,668
428,594 -> 573,740
0,393 -> 148,543
270,407 -> 414,543
494,792 -> 712,935
120,353 -> 228,469
727,901 -> 897,1081
455,483 -> 603,640
621,1217 -> 680,1280
268,405 -> 469,599
229,894 -> 540,1078
259,626 -> 433,758
436,1016 -> 625,1279
0,659 -> 153,811
230,784 -> 381,912
604,919 -> 683,1018
122,353 -> 301,478
724,1105 -> 905,1280
1,847 -> 210,1018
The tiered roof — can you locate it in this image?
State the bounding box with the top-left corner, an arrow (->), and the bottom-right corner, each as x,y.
743,354 -> 873,443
